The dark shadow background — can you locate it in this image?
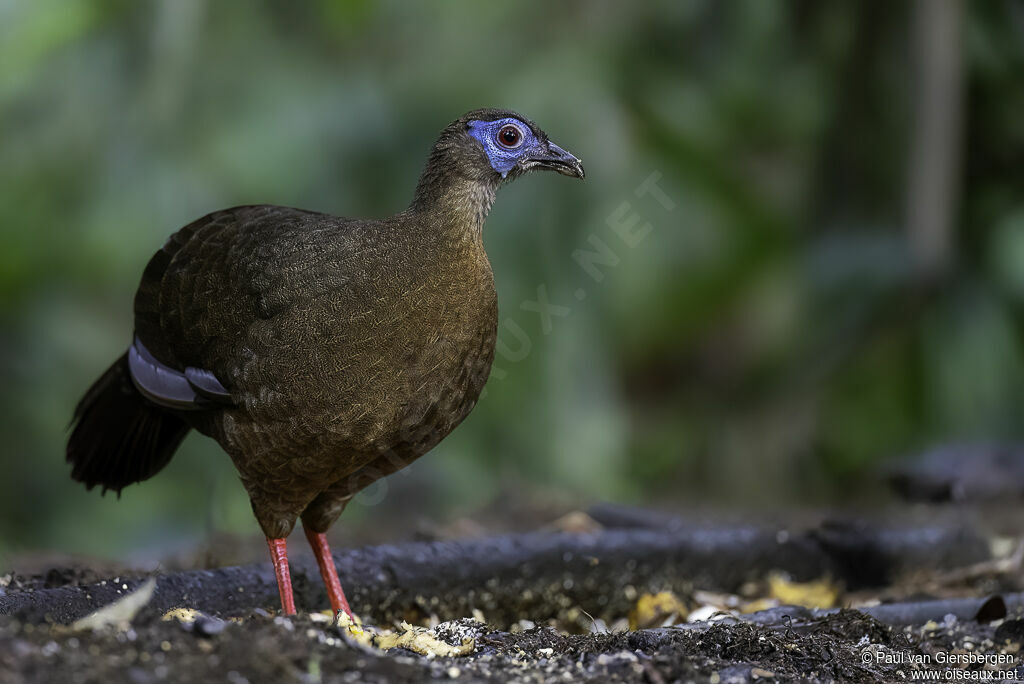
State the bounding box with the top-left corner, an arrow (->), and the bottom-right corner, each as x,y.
2,0 -> 1023,563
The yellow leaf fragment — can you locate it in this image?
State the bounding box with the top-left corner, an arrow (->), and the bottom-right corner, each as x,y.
767,573 -> 839,609
334,613 -> 474,658
373,621 -> 474,657
741,598 -> 779,614
335,611 -> 366,639
629,591 -> 688,630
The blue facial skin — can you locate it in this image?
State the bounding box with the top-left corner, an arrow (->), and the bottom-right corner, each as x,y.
467,118 -> 538,178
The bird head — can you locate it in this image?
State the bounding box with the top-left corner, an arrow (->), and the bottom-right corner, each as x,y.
411,109 -> 583,218
463,109 -> 585,181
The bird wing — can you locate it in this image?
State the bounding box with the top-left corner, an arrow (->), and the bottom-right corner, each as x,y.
131,207 -> 253,408
128,336 -> 232,410
130,205 -> 378,414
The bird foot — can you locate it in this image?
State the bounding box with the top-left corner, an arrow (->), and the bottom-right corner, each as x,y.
334,609 -> 364,635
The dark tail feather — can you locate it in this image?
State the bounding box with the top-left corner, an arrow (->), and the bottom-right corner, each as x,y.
67,353 -> 190,495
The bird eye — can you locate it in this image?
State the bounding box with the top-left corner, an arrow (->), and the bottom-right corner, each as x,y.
497,124 -> 523,148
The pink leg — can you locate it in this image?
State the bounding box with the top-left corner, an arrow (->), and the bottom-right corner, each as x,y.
266,537 -> 296,615
303,525 -> 354,619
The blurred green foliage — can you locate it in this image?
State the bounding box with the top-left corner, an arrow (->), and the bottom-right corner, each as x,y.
2,0 -> 1024,559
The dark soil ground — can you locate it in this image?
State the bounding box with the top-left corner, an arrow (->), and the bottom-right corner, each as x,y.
6,608 -> 1019,683
3,504 -> 1024,683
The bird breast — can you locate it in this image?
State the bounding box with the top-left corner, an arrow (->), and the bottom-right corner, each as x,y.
221,246 -> 498,475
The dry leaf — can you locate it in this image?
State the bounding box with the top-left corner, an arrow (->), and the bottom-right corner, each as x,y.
72,578 -> 156,631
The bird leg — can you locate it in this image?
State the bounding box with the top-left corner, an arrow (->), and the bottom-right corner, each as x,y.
266,537 -> 296,615
303,525 -> 354,619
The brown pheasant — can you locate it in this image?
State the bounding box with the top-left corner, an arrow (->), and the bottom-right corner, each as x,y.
67,108 -> 584,616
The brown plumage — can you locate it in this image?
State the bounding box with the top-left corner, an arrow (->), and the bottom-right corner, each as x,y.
67,108 -> 584,615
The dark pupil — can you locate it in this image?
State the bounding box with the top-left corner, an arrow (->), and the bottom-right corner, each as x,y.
500,127 -> 520,146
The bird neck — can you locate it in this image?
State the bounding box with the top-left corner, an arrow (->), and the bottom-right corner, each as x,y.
409,167 -> 499,246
